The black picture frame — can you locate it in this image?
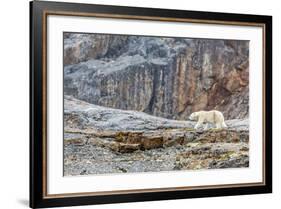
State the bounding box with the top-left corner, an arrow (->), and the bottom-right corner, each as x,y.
30,1 -> 272,208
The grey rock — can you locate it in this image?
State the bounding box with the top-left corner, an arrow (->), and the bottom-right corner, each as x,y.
64,96 -> 248,132
64,35 -> 249,120
63,97 -> 249,176
64,95 -> 195,131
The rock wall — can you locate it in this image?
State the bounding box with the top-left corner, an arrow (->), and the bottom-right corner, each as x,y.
64,33 -> 249,120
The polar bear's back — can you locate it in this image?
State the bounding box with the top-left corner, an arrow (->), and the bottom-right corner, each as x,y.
198,110 -> 224,123
211,110 -> 224,118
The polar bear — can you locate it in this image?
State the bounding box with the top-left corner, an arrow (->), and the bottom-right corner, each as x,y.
189,110 -> 227,130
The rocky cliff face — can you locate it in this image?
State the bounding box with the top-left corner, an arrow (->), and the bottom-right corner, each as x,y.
64,33 -> 249,120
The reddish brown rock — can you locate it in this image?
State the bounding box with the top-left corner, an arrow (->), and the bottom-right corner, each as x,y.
64,35 -> 249,120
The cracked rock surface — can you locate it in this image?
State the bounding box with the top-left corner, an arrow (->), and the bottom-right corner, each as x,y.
64,97 -> 249,176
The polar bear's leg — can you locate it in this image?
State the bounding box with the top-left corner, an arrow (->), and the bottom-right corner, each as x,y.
215,123 -> 222,129
222,121 -> 227,128
194,118 -> 204,129
194,122 -> 201,129
217,112 -> 227,129
204,123 -> 209,131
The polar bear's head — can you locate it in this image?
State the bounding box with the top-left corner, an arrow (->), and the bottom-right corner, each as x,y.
189,112 -> 199,121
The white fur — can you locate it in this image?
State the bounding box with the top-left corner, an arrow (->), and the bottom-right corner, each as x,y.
189,110 -> 227,130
